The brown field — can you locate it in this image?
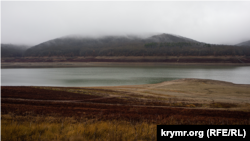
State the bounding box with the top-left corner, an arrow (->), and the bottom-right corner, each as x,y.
1,78 -> 250,140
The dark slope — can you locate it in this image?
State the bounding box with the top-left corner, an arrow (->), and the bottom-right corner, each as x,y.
1,44 -> 30,57
236,40 -> 250,46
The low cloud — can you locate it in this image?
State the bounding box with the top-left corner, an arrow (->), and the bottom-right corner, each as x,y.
2,1 -> 250,45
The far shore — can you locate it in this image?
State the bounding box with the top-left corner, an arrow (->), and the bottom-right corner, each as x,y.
1,56 -> 250,68
2,62 -> 250,68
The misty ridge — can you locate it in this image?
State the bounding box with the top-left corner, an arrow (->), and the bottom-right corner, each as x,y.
1,33 -> 250,58
1,44 -> 31,57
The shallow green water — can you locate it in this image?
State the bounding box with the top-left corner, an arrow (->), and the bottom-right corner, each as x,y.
1,65 -> 250,86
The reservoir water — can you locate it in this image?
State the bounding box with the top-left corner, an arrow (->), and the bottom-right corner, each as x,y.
1,65 -> 250,86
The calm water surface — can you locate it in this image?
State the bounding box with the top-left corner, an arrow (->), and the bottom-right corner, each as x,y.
1,65 -> 250,86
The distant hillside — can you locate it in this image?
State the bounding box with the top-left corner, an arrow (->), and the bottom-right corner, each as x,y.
24,33 -> 206,57
236,40 -> 250,46
2,33 -> 250,58
1,44 -> 30,57
24,33 -> 250,57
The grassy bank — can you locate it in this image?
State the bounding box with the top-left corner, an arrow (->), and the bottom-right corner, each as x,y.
2,113 -> 157,141
2,111 -> 250,141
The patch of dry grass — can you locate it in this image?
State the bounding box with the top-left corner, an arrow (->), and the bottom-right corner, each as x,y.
1,113 -> 157,141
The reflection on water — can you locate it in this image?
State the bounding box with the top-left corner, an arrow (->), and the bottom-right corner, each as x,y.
1,65 -> 250,86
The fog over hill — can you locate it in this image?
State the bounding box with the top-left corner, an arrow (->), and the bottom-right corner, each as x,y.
147,34 -> 199,43
2,2 -> 250,45
236,40 -> 250,46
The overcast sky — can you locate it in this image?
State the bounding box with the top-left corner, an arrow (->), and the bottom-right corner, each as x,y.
1,1 -> 250,46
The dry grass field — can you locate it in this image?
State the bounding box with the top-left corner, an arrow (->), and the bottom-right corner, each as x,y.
93,78 -> 250,111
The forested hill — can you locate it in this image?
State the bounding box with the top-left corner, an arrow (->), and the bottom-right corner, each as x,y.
24,33 -> 202,57
2,33 -> 250,57
24,33 -> 250,57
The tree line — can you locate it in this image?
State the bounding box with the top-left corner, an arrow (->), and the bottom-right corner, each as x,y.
2,42 -> 250,57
